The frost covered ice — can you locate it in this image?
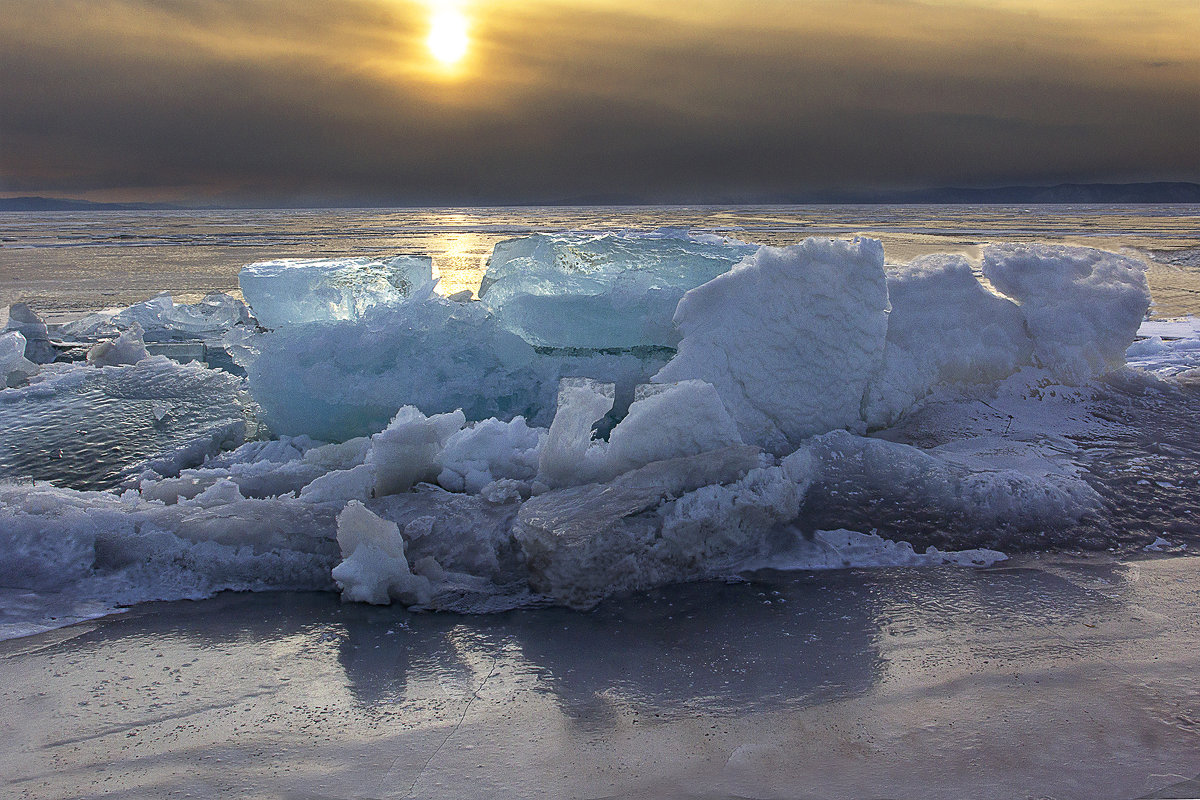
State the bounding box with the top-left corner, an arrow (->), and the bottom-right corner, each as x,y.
0,233 -> 1178,634
239,256 -> 434,328
864,254 -> 1033,428
654,237 -> 890,453
479,230 -> 756,348
982,244 -> 1150,384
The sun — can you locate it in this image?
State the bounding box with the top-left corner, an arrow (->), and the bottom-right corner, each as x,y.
427,6 -> 469,66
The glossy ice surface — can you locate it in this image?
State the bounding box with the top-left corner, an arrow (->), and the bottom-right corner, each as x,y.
1,555 -> 1197,800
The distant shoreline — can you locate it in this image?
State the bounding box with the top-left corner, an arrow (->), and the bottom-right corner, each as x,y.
3,182 -> 1199,212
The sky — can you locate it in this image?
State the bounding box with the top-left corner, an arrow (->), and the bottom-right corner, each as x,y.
1,0 -> 1197,205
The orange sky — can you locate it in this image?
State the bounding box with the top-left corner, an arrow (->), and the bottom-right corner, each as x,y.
2,0 -> 1197,204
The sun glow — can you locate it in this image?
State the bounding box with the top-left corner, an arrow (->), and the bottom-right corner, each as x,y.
427,6 -> 469,66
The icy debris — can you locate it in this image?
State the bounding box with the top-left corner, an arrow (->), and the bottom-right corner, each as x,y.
479,230 -> 755,348
1143,536 -> 1186,552
331,501 -> 432,605
982,244 -> 1150,384
4,303 -> 57,363
1,331 -> 40,387
87,323 -> 149,366
654,237 -> 890,454
537,378 -> 616,488
437,416 -> 545,495
239,256 -> 433,328
136,420 -> 247,480
366,406 -> 465,496
63,292 -> 251,342
865,255 -> 1033,428
0,480 -> 341,600
516,445 -> 781,608
1126,316 -> 1200,377
762,529 -> 1007,570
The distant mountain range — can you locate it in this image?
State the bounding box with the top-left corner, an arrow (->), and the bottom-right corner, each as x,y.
853,182 -> 1200,205
2,182 -> 1198,210
0,196 -> 180,211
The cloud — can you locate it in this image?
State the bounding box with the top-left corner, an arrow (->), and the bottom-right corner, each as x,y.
1,0 -> 1197,203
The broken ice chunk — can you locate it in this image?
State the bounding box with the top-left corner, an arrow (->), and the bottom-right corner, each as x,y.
62,292 -> 251,342
605,380 -> 743,474
366,405 -> 466,496
239,256 -> 434,328
332,500 -> 432,605
537,378 -> 615,488
982,244 -> 1150,384
654,237 -> 890,454
4,303 -> 57,364
479,231 -> 755,348
87,323 -> 149,366
0,331 -> 40,387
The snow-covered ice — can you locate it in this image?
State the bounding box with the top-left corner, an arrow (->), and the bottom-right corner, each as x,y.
653,237 -> 890,453
982,244 -> 1150,384
864,254 -> 1033,428
1,233 -> 1193,635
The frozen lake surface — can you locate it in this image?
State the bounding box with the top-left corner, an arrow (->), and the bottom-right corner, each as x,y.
3,204 -> 1199,319
2,554 -> 1198,800
2,204 -> 1200,797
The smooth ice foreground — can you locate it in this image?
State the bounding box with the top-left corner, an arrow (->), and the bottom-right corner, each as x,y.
1,234 -> 1176,632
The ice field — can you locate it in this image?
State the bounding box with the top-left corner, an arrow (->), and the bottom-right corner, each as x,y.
2,207 -> 1200,639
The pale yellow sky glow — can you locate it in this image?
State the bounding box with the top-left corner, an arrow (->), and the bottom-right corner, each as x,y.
426,3 -> 469,66
0,0 -> 1196,203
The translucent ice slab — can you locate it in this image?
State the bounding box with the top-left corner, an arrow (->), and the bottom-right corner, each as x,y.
479,230 -> 755,348
239,256 -> 433,328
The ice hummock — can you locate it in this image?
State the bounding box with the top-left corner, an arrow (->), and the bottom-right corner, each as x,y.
653,237 -> 890,454
982,244 -> 1150,384
0,233 -> 1180,636
239,256 -> 434,328
864,254 -> 1033,428
479,230 -> 756,349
